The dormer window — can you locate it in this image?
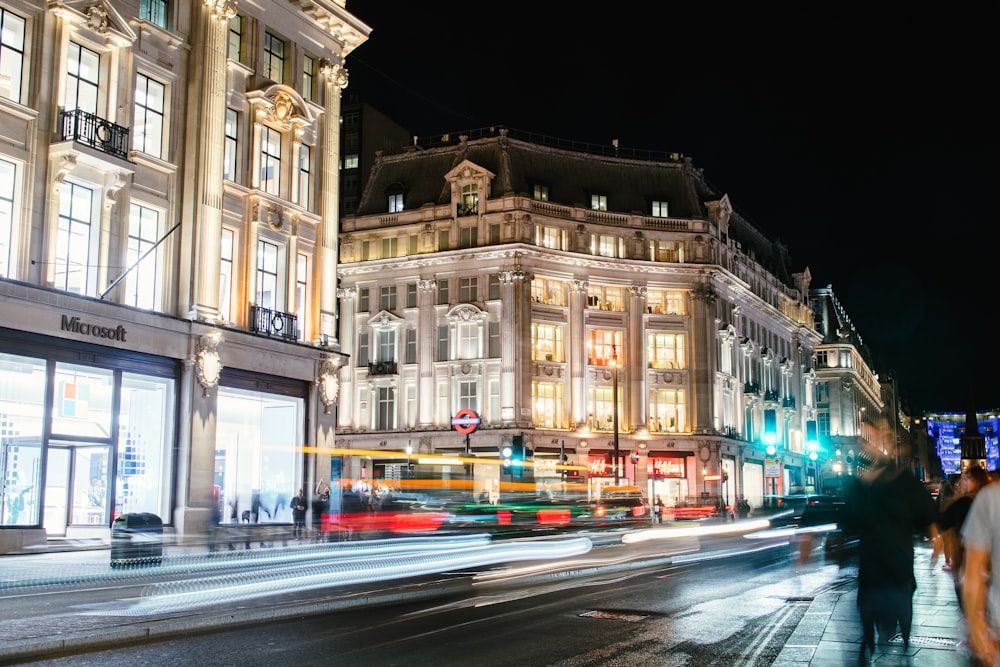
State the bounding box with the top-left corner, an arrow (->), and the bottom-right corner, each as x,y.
652,200 -> 669,217
388,192 -> 403,213
459,183 -> 478,216
590,194 -> 607,211
533,184 -> 549,201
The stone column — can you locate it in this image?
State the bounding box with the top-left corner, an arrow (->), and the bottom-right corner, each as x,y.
569,279 -> 588,427
629,285 -> 647,431
318,61 -> 349,345
498,267 -> 528,426
417,279 -> 436,427
336,286 -> 357,429
190,0 -> 236,322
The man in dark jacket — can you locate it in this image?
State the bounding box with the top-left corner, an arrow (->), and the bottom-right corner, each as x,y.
843,450 -> 937,656
290,488 -> 307,540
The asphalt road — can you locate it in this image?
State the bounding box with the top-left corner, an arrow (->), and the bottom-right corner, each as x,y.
2,529 -> 850,666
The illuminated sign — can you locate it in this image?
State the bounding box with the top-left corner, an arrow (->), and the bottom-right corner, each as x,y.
648,458 -> 685,478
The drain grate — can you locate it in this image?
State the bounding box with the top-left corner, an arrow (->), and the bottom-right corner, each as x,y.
887,633 -> 960,647
580,609 -> 650,622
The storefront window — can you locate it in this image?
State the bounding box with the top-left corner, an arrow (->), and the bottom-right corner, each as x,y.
115,373 -> 174,520
216,387 -> 301,525
0,352 -> 45,526
51,363 -> 113,438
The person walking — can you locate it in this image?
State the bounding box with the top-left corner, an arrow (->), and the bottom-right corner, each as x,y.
290,487 -> 307,541
312,480 -> 330,541
842,447 -> 937,657
934,465 -> 991,610
962,473 -> 1000,666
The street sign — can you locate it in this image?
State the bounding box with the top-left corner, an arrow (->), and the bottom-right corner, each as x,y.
764,458 -> 781,477
451,408 -> 480,435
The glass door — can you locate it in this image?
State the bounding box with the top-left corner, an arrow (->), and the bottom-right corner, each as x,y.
43,444 -> 110,535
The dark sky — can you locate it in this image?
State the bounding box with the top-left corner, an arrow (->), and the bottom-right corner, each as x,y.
344,3 -> 996,414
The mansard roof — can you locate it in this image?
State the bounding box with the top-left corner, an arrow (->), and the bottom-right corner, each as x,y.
356,127 -> 714,219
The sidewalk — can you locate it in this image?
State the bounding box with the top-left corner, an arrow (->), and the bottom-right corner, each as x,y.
776,542 -> 970,666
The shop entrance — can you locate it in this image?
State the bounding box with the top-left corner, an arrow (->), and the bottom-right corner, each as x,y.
43,443 -> 110,536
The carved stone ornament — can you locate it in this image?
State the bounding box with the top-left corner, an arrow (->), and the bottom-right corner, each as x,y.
272,92 -> 294,123
195,333 -> 223,396
86,6 -> 110,32
317,358 -> 341,414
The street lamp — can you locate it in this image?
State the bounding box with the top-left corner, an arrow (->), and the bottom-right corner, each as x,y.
611,345 -> 620,485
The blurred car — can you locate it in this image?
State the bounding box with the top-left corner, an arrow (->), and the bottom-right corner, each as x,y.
575,486 -> 652,526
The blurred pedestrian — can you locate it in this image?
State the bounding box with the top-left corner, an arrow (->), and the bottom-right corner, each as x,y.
312,480 -> 330,541
934,465 -> 991,610
843,447 -> 937,657
961,472 -> 1000,666
290,487 -> 307,540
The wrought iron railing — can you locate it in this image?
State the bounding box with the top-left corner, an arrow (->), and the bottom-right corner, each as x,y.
249,305 -> 298,342
367,361 -> 398,376
59,108 -> 130,161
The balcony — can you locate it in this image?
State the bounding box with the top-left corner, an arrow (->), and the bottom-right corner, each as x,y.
249,305 -> 298,342
367,361 -> 398,376
782,396 -> 796,409
764,389 -> 780,402
59,109 -> 130,161
743,381 -> 759,394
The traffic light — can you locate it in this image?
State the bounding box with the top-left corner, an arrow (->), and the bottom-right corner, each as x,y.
806,420 -> 818,447
631,451 -> 640,463
763,409 -> 777,446
501,445 -> 513,467
511,435 -> 524,465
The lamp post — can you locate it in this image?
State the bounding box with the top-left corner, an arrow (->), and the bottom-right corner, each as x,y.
611,344 -> 620,485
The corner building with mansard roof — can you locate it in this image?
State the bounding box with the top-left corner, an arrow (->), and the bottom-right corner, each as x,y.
336,127 -> 828,509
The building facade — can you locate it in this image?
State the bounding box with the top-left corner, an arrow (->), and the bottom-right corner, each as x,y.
334,127 -> 879,512
0,0 -> 368,554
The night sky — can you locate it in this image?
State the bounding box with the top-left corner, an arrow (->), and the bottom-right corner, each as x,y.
343,3 -> 996,414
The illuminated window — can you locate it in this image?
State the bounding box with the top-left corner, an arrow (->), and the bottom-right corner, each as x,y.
649,388 -> 685,433
343,154 -> 359,169
458,380 -> 478,413
589,385 -> 618,431
588,329 -> 622,366
134,73 -> 166,157
224,109 -> 238,182
256,240 -> 279,311
591,234 -> 621,258
125,203 -> 161,310
532,323 -> 564,361
55,182 -> 97,295
647,332 -> 685,369
536,225 -> 566,250
296,253 -> 308,341
65,42 -> 100,115
375,386 -> 395,430
459,183 -> 478,216
219,228 -> 234,321
376,329 -> 395,362
457,321 -> 479,359
651,200 -> 669,217
587,285 -> 624,311
388,192 -> 403,212
534,184 -> 549,201
650,240 -> 683,263
590,194 -> 607,211
532,382 -> 564,428
259,125 -> 281,195
0,8 -> 26,103
0,158 -> 17,278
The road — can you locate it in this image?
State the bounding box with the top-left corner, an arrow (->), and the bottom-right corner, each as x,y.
4,526 -> 852,666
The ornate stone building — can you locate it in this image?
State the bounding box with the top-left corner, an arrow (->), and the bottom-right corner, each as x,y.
0,0 -> 365,553
335,127 -> 844,510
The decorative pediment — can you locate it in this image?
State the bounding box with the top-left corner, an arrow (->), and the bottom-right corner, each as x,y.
247,85 -> 318,130
367,310 -> 403,328
445,304 -> 487,322
55,1 -> 137,46
444,159 -> 495,186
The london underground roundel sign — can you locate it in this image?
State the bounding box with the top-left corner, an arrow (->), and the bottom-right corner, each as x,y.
452,408 -> 480,435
